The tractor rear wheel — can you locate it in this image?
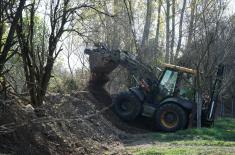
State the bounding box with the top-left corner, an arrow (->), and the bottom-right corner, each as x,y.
155,103 -> 187,132
113,91 -> 141,121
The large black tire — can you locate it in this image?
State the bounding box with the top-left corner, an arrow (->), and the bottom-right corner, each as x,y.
113,91 -> 142,121
155,103 -> 187,132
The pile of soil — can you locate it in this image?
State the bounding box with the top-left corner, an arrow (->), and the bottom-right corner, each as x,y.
0,89 -> 146,155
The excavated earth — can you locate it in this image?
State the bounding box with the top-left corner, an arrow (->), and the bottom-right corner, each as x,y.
0,87 -> 148,155
0,51 -> 150,155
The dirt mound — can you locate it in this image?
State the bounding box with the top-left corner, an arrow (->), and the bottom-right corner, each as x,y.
0,100 -> 53,154
0,76 -> 150,155
0,90 -> 141,155
41,91 -> 127,154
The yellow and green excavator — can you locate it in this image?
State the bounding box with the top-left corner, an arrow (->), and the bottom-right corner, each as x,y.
85,43 -> 224,132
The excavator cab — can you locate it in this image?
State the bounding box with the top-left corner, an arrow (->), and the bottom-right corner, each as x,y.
155,66 -> 195,102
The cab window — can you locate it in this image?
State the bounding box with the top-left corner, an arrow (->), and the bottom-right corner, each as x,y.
175,73 -> 194,100
159,70 -> 178,96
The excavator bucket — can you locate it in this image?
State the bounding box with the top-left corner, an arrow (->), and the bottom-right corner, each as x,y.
84,46 -> 119,90
84,45 -> 122,108
85,48 -> 118,74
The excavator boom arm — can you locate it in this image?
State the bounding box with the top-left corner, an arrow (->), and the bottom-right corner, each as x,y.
84,45 -> 157,84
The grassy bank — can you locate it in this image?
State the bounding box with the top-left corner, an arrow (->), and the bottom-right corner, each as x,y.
127,117 -> 235,155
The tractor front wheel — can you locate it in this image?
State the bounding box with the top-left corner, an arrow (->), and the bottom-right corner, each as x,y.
113,91 -> 142,121
155,103 -> 187,132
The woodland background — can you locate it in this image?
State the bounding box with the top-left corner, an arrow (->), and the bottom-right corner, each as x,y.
0,0 -> 234,117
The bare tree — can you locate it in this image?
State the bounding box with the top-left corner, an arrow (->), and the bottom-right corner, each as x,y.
140,0 -> 153,63
175,0 -> 187,61
170,0 -> 176,63
165,0 -> 170,63
153,0 -> 162,58
123,0 -> 140,53
16,0 -> 98,106
186,0 -> 197,49
141,0 -> 153,48
64,35 -> 76,77
0,0 -> 26,74
111,0 -> 121,50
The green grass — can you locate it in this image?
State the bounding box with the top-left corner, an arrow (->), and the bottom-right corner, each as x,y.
131,147 -> 195,155
130,146 -> 235,155
128,117 -> 235,155
150,117 -> 235,142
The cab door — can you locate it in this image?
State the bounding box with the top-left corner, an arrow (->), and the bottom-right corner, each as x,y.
156,69 -> 179,101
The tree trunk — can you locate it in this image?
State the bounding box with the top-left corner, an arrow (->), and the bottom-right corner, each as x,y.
104,3 -> 112,47
175,0 -> 186,60
140,0 -> 153,63
123,0 -> 140,53
170,0 -> 175,63
16,0 -> 70,107
186,0 -> 196,49
141,0 -> 153,48
0,0 -> 26,74
153,0 -> 162,60
232,97 -> 235,117
196,69 -> 202,128
165,0 -> 170,63
111,0 -> 120,50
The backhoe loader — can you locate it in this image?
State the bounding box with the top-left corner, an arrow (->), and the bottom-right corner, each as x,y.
85,44 -> 224,132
